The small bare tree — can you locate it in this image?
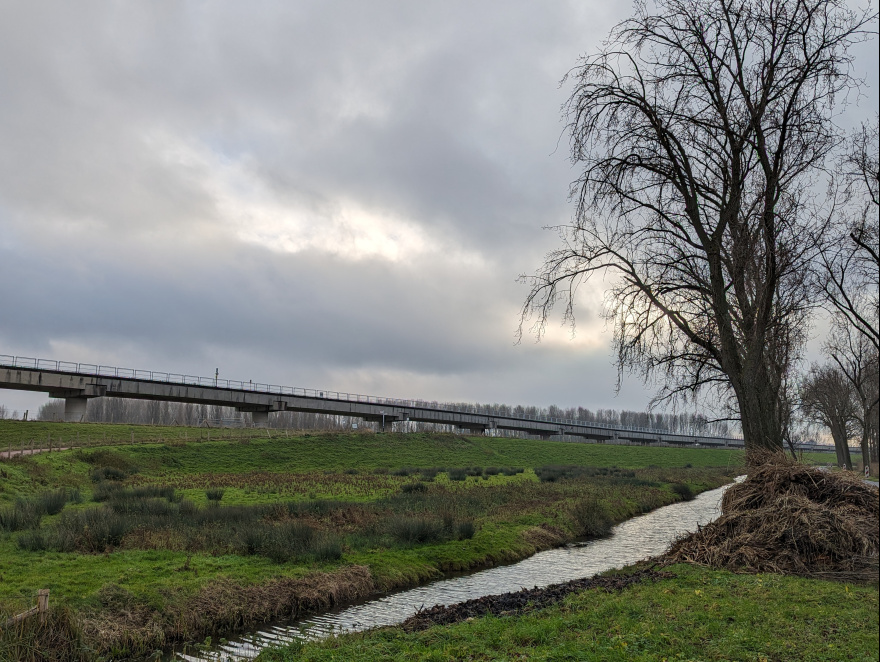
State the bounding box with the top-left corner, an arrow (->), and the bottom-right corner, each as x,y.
800,363 -> 858,469
825,320 -> 879,473
520,0 -> 875,454
821,118 -> 880,353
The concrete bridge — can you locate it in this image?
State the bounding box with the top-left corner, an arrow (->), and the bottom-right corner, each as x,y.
0,354 -> 820,451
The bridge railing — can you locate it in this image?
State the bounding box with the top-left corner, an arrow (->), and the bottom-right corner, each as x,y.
0,354 -> 743,441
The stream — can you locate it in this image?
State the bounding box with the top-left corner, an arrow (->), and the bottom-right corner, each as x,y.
175,481 -> 735,661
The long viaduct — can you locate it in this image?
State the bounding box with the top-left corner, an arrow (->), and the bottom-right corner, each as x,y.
0,354 -> 830,452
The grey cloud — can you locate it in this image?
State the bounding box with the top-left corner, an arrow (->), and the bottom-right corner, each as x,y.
1,1 -> 874,416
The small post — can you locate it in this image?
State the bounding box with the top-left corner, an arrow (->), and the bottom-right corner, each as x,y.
37,589 -> 49,625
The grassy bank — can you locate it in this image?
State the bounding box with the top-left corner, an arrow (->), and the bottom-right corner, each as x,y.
0,424 -> 742,658
257,564 -> 880,662
0,420 -> 835,467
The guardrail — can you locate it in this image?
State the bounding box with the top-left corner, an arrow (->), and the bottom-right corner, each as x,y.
0,354 -> 743,442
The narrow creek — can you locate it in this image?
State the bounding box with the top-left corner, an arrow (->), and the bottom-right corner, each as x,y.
175,481 -> 735,661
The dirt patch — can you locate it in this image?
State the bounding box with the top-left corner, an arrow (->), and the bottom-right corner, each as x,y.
663,452 -> 879,581
400,569 -> 672,632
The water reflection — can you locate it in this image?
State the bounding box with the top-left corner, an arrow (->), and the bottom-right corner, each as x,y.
177,482 -> 731,661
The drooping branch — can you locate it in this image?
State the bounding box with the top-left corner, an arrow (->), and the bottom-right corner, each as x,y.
520,0 -> 876,452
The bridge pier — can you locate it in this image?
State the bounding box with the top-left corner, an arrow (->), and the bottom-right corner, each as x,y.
63,396 -> 89,423
456,425 -> 488,436
251,410 -> 269,428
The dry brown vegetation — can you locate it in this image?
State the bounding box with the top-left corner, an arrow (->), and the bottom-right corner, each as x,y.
664,452 -> 879,581
80,566 -> 375,656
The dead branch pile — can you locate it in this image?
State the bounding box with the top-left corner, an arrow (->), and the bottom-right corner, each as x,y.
663,452 -> 879,579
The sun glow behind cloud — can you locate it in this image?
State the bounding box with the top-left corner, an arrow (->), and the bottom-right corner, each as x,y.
150,132 -> 488,265
234,199 -> 431,262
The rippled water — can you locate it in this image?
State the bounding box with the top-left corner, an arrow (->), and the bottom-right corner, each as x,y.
176,482 -> 733,661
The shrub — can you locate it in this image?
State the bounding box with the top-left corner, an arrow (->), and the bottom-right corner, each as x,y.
205,488 -> 225,502
38,489 -> 74,516
77,449 -> 138,474
240,526 -> 268,556
58,508 -> 128,552
16,529 -> 48,552
457,521 -> 476,540
284,500 -> 348,518
637,490 -> 666,513
401,482 -> 428,494
484,467 -> 501,476
671,482 -> 695,501
569,497 -> 614,538
311,534 -> 344,562
262,521 -> 316,563
92,481 -> 123,502
107,495 -> 175,517
447,469 -> 467,482
0,499 -> 41,532
501,467 -> 524,476
419,468 -> 440,481
392,468 -> 412,477
90,466 -> 127,482
387,516 -> 444,545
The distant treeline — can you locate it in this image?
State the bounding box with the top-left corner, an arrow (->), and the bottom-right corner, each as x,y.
21,398 -> 731,437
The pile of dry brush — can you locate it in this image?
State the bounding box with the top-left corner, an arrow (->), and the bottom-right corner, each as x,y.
664,452 -> 878,581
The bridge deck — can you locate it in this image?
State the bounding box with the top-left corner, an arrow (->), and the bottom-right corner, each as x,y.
0,355 -> 830,452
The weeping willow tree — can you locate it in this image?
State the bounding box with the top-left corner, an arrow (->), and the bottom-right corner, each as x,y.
521,0 -> 875,453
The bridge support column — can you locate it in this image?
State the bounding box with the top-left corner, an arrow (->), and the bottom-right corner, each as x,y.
378,413 -> 397,433
252,410 -> 269,428
63,397 -> 88,423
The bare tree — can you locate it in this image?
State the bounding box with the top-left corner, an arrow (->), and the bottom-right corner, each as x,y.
520,0 -> 875,454
821,117 -> 880,352
826,320 -> 880,473
800,363 -> 858,469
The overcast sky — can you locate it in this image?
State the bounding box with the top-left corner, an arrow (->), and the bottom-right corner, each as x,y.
1,1 -> 877,417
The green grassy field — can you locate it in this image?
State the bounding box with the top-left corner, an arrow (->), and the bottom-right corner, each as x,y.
256,563 -> 879,662
0,422 -> 742,659
0,420 -> 822,659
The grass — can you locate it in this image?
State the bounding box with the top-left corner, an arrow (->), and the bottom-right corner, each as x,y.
2,420 -> 836,473
0,423 -> 747,658
256,564 -> 879,662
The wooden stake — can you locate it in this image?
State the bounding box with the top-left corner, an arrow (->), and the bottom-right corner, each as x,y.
37,589 -> 49,625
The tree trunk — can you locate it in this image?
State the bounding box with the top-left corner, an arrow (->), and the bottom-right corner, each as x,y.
830,422 -> 853,470
732,364 -> 785,455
